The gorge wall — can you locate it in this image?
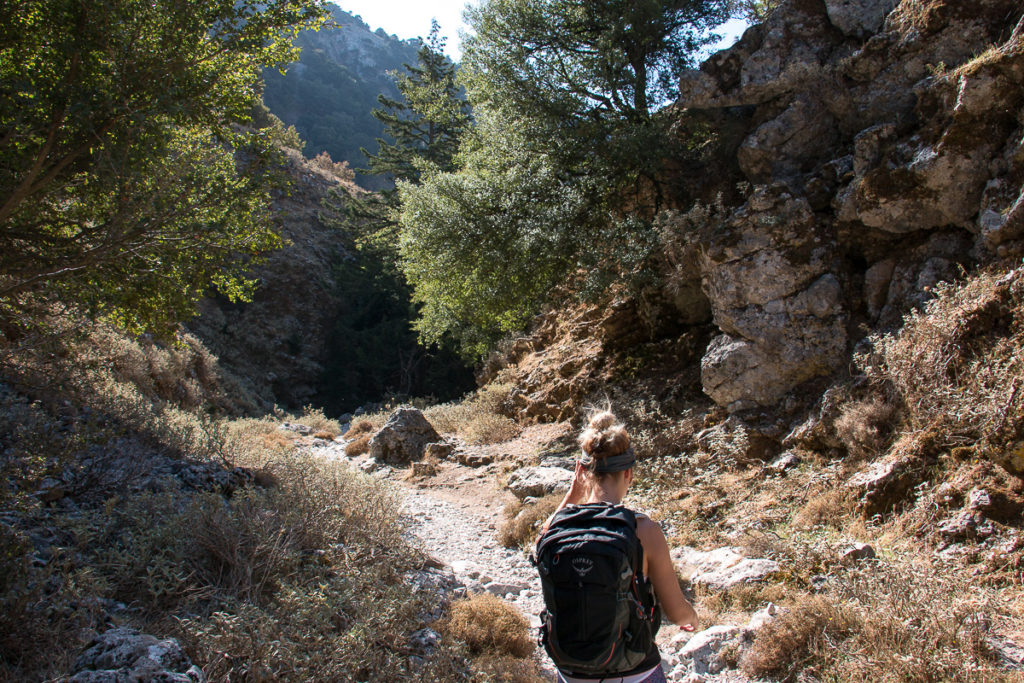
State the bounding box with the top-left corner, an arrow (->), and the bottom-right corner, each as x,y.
491,0 -> 1024,424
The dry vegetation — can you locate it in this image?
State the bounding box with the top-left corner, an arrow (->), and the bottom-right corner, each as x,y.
0,316 -> 529,681
621,263 -> 1024,680
423,383 -> 521,445
440,593 -> 535,659
498,493 -> 563,549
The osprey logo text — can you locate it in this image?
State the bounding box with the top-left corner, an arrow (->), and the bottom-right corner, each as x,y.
572,557 -> 594,577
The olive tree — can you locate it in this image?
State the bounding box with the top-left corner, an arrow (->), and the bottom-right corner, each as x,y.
0,0 -> 325,332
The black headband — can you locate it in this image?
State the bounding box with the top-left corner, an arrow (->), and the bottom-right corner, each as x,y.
581,446 -> 636,473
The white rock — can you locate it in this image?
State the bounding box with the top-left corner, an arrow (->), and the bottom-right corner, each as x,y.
746,602 -> 778,631
678,625 -> 741,675
674,546 -> 779,590
506,466 -> 570,499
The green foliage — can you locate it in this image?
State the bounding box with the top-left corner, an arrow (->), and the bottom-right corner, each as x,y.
315,25 -> 475,390
317,248 -> 474,412
346,21 -> 471,253
0,0 -> 326,334
463,0 -> 731,124
364,21 -> 471,187
731,0 -> 779,23
398,109 -> 604,357
395,0 -> 730,356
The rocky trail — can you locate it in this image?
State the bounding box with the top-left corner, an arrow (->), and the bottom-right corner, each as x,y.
321,420 -> 762,683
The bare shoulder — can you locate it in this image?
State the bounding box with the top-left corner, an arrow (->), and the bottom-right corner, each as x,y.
634,514 -> 665,542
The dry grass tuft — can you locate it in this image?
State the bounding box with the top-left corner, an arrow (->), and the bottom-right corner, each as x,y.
470,654 -> 549,683
834,396 -> 898,459
344,419 -> 375,439
439,593 -> 535,658
498,494 -> 562,548
424,383 -> 521,445
739,596 -> 858,678
345,433 -> 371,457
794,488 -> 857,530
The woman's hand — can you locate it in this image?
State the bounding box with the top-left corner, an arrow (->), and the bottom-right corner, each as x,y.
564,461 -> 589,506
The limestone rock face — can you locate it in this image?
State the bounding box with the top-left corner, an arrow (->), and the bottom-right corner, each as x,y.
824,0 -> 899,37
668,0 -> 1024,411
693,190 -> 847,410
368,408 -> 441,465
68,628 -> 205,682
506,466 -> 570,499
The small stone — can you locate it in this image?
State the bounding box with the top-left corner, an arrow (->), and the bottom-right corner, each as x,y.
458,452 -> 495,467
425,442 -> 454,460
485,582 -> 526,597
678,625 -> 741,675
412,462 -> 437,478
767,451 -> 800,472
408,628 -> 440,653
746,603 -> 778,631
280,422 -> 313,435
967,488 -> 992,511
839,541 -> 876,564
37,478 -> 65,503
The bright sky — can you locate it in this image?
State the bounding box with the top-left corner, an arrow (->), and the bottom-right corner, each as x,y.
333,0 -> 475,58
331,1 -> 748,62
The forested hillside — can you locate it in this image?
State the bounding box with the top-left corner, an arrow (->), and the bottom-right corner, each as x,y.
261,4 -> 422,185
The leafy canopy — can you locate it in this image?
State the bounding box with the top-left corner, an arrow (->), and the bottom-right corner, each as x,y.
0,0 -> 326,333
396,0 -> 730,356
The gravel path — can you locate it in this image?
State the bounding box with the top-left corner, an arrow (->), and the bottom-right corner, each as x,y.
400,487 -> 545,626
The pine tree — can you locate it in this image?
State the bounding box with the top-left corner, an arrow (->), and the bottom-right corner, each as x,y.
365,22 -> 469,186
341,21 -> 470,255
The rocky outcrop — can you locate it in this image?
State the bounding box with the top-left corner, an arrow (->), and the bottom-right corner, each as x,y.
187,150 -> 349,411
368,408 -> 442,465
668,0 -> 1024,411
65,628 -> 204,682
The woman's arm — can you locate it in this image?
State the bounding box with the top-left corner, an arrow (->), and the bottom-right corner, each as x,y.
637,516 -> 698,630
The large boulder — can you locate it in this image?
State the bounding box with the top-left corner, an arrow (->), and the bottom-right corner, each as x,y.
506,466 -> 570,499
693,191 -> 847,411
368,408 -> 441,465
67,628 -> 205,682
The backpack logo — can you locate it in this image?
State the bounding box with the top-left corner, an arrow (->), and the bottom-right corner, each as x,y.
571,557 -> 594,577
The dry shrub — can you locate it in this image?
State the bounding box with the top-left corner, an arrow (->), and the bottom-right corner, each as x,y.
462,412 -> 520,445
739,560 -> 1013,682
439,593 -> 535,658
740,596 -> 858,678
834,396 -> 898,458
498,494 -> 562,548
870,268 -> 1024,454
344,419 -> 375,439
345,433 -> 371,456
794,488 -> 857,530
424,383 -> 522,445
297,406 -> 341,438
696,582 -> 789,628
77,452 -> 425,680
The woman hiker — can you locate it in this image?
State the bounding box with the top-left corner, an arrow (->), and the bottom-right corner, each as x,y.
535,410 -> 698,683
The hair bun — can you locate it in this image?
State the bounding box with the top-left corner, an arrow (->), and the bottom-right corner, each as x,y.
588,411 -> 616,431
579,409 -> 630,461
